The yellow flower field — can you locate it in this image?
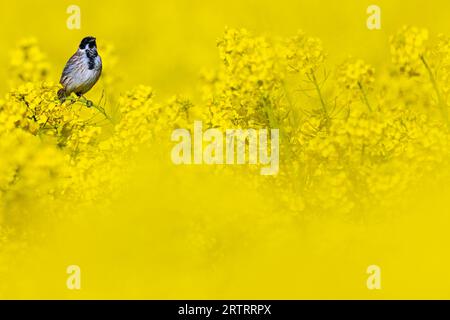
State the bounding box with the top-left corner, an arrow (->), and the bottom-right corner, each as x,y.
1,0 -> 450,299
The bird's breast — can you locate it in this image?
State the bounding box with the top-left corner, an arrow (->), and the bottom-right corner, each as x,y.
62,53 -> 102,95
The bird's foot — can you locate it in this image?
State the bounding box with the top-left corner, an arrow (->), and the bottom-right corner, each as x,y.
78,94 -> 93,108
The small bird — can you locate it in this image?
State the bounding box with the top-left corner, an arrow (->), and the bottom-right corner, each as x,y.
58,36 -> 102,101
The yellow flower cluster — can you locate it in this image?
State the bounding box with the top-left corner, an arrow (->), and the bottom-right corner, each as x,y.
206,28 -> 287,129
0,128 -> 65,227
430,35 -> 450,106
389,27 -> 450,124
199,28 -> 450,218
390,26 -> 429,76
337,58 -> 375,109
285,31 -> 325,74
9,38 -> 51,87
1,82 -> 84,137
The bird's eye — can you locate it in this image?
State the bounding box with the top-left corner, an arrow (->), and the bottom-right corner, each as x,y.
89,43 -> 95,49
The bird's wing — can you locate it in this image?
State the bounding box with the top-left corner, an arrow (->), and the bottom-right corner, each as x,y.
60,52 -> 81,85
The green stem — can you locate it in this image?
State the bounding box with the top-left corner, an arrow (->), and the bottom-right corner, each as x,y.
261,96 -> 278,129
63,96 -> 113,123
310,70 -> 328,118
358,82 -> 372,112
92,104 -> 112,122
421,55 -> 449,127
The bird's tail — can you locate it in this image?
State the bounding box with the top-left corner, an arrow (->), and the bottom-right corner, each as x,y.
57,88 -> 67,102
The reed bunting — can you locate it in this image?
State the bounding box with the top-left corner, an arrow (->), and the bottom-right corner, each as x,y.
58,36 -> 102,101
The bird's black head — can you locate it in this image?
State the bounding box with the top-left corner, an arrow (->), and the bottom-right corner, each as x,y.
79,36 -> 97,50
